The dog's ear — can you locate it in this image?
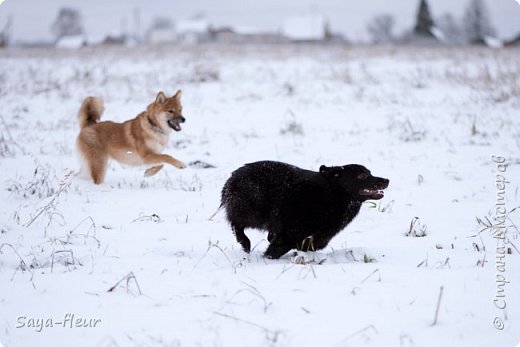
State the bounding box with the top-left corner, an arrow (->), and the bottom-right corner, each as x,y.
173,89 -> 182,101
155,91 -> 166,104
320,165 -> 341,178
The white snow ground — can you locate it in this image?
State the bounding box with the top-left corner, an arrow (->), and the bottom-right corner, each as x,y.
0,45 -> 519,347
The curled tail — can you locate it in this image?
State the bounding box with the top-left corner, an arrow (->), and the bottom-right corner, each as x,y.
78,96 -> 104,129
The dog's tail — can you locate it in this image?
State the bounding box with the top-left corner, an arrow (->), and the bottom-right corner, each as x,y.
78,96 -> 104,129
208,204 -> 223,221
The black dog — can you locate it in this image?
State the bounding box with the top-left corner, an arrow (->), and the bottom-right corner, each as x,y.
221,161 -> 389,259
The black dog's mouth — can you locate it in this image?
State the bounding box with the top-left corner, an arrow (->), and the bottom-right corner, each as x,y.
167,118 -> 184,132
359,178 -> 389,200
359,188 -> 385,199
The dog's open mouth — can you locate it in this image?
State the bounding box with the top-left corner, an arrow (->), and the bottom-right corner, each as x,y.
359,188 -> 385,199
167,119 -> 182,132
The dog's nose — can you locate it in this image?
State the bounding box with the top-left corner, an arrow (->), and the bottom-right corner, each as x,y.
180,116 -> 186,123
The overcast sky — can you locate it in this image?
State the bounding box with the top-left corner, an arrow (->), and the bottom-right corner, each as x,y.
1,0 -> 519,43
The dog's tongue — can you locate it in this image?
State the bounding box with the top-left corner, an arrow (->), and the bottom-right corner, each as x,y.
168,119 -> 182,131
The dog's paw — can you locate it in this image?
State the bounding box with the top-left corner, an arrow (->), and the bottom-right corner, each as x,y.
144,165 -> 164,177
178,162 -> 187,169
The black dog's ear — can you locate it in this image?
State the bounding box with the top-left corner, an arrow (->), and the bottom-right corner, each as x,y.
320,165 -> 342,178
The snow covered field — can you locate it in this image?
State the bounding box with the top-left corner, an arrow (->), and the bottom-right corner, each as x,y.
0,44 -> 519,347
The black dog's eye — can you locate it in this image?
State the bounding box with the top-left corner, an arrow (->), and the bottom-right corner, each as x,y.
358,173 -> 368,180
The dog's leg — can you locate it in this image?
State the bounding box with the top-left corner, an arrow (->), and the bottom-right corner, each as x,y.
232,224 -> 251,253
143,153 -> 186,169
264,234 -> 293,259
79,139 -> 107,184
89,155 -> 108,184
144,165 -> 164,177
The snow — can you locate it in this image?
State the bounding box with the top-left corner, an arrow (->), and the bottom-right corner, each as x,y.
0,45 -> 519,347
281,15 -> 326,41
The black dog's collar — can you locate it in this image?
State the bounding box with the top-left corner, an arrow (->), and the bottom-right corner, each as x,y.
147,115 -> 165,135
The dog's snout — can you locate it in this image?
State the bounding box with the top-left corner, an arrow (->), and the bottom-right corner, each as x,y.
373,176 -> 389,189
179,116 -> 186,123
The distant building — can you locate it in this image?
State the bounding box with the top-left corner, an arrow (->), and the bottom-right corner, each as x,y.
177,18 -> 210,44
147,17 -> 176,44
100,34 -> 128,46
55,35 -> 87,48
210,26 -> 289,44
210,26 -> 235,43
148,28 -> 176,44
281,15 -> 327,42
482,36 -> 503,48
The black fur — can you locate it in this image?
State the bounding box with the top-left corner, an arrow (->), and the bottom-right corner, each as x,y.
221,161 -> 389,259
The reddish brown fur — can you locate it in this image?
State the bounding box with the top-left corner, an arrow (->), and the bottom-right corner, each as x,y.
76,90 -> 186,184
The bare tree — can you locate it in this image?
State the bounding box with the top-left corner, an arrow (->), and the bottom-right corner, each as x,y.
463,0 -> 496,44
0,16 -> 12,47
367,14 -> 395,44
414,0 -> 435,37
51,8 -> 84,41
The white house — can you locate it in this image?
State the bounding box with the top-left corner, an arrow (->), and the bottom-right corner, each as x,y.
148,28 -> 176,44
176,18 -> 210,44
281,15 -> 327,42
147,18 -> 176,44
55,35 -> 87,49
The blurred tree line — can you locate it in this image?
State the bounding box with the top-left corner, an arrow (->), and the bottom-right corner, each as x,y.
367,0 -> 498,45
